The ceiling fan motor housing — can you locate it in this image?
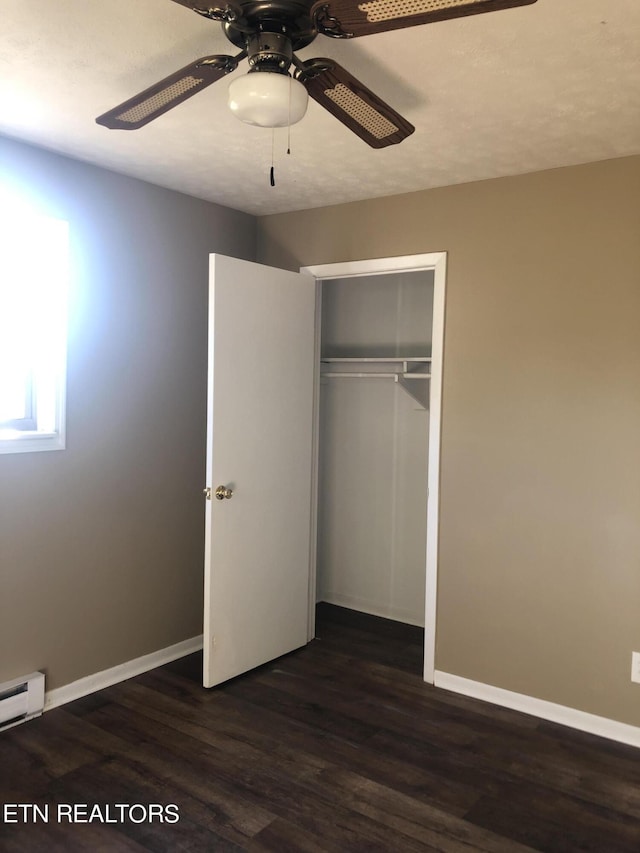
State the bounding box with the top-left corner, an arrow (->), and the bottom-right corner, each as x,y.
246,31 -> 294,73
223,0 -> 318,54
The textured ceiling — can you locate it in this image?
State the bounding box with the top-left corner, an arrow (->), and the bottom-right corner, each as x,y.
1,0 -> 639,215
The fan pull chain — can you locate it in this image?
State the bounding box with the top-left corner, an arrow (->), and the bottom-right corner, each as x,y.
269,92 -> 294,186
270,128 -> 275,187
287,76 -> 292,155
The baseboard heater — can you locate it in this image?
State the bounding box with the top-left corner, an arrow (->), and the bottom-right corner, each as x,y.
0,672 -> 45,732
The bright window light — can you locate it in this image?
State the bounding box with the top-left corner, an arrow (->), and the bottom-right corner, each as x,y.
0,189 -> 68,454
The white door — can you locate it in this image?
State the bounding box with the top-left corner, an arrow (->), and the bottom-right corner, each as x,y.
203,254 -> 317,688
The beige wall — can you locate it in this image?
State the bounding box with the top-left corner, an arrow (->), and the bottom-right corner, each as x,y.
0,136 -> 256,690
258,156 -> 640,727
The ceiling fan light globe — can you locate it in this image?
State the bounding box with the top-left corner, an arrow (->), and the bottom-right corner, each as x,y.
228,72 -> 308,128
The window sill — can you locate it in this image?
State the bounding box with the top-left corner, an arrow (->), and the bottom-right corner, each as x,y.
0,430 -> 65,455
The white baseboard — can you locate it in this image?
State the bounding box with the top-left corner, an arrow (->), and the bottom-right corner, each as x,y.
434,671 -> 640,749
319,594 -> 425,628
44,635 -> 203,711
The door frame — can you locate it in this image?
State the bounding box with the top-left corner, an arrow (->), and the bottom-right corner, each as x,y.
301,253 -> 447,684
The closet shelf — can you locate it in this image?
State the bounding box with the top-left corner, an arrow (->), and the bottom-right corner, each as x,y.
321,357 -> 431,408
322,356 -> 430,371
321,356 -> 431,363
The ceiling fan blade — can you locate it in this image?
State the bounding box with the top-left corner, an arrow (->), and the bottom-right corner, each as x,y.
169,0 -> 216,8
96,55 -> 242,130
168,0 -> 211,9
299,59 -> 414,148
312,0 -> 537,38
168,0 -> 240,20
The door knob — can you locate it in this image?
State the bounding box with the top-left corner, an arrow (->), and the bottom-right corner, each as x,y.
215,485 -> 233,500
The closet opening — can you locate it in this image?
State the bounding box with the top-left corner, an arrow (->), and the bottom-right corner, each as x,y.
303,254 -> 446,683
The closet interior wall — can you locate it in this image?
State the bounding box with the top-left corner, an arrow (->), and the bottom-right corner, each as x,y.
317,271 -> 435,627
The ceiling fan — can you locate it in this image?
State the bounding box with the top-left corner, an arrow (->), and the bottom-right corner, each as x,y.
96,0 -> 538,148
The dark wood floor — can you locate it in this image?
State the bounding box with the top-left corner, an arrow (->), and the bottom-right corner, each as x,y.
2,604 -> 640,851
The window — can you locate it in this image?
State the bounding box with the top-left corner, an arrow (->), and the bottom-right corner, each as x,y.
0,192 -> 68,454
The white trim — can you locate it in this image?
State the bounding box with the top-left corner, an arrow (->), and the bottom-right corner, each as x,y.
44,635 -> 203,711
301,253 -> 446,280
0,430 -> 65,455
423,254 -> 446,683
307,279 -> 323,643
321,593 -> 425,628
435,671 -> 640,749
301,253 -> 447,685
